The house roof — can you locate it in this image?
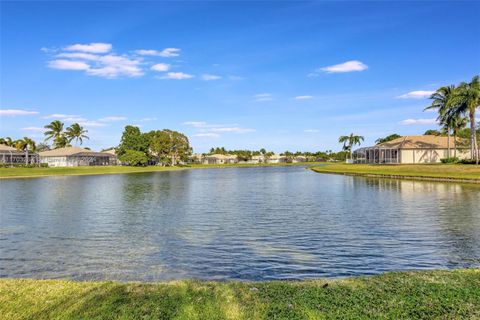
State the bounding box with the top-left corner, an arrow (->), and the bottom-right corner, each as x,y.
376,135 -> 461,149
39,146 -> 108,157
268,154 -> 287,159
205,154 -> 238,159
0,144 -> 18,152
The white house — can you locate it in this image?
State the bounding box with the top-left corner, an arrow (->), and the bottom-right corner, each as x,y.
39,147 -> 111,167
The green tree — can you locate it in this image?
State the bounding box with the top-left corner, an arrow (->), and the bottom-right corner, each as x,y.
149,129 -> 192,166
338,133 -> 364,160
66,123 -> 89,145
0,137 -> 14,146
423,129 -> 443,136
14,137 -> 36,164
119,150 -> 149,166
116,126 -> 149,158
44,120 -> 64,143
375,134 -> 401,144
449,75 -> 480,163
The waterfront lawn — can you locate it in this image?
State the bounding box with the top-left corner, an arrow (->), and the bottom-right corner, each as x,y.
311,163 -> 480,181
1,269 -> 479,319
0,162 -> 321,179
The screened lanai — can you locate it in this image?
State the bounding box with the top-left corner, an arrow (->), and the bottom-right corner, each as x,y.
353,147 -> 399,164
0,144 -> 39,165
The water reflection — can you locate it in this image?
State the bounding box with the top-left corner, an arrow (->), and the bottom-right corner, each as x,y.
0,166 -> 479,281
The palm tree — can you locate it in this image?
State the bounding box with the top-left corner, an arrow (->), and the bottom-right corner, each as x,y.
14,137 -> 36,164
0,137 -> 14,146
449,76 -> 480,164
65,123 -> 89,145
449,114 -> 468,158
338,133 -> 364,160
426,85 -> 456,158
54,135 -> 71,149
44,120 -> 65,143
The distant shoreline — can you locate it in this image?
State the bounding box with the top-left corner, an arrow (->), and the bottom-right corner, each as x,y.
0,162 -> 323,180
310,163 -> 480,184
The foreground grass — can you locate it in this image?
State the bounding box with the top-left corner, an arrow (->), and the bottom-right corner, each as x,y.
311,163 -> 480,182
1,270 -> 479,319
0,162 -> 321,179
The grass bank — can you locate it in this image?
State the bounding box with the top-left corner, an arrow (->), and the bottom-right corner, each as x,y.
0,162 -> 321,179
1,269 -> 479,319
311,163 -> 480,183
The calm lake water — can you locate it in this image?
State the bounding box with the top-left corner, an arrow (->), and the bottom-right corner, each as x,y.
1,166 -> 479,281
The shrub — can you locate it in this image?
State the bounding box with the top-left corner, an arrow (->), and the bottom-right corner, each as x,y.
118,149 -> 149,166
0,163 -> 48,168
458,159 -> 478,164
440,157 -> 459,163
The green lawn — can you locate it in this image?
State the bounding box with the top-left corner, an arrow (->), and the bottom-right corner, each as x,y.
0,162 -> 321,179
1,270 -> 479,319
311,163 -> 480,182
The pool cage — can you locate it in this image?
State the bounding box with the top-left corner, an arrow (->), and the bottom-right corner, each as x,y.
353,147 -> 400,164
0,149 -> 39,166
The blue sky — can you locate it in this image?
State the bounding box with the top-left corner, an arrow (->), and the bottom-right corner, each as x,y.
1,1 -> 479,152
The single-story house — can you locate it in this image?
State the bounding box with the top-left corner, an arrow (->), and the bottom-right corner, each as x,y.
266,154 -> 288,163
353,135 -> 471,164
101,148 -> 119,165
292,155 -> 307,163
0,144 -> 39,165
201,154 -> 238,165
39,146 -> 111,167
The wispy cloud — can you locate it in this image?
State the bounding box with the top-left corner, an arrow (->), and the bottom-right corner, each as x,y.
210,127 -> 255,133
48,60 -> 90,70
313,60 -> 368,74
294,95 -> 313,100
137,117 -> 157,122
78,120 -> 107,127
159,72 -> 194,80
254,93 -> 273,102
183,121 -> 208,128
43,114 -> 86,122
0,109 -> 39,116
98,116 -> 127,122
193,133 -> 220,138
399,118 -> 437,125
304,129 -> 319,133
396,90 -> 434,99
151,63 -> 170,72
228,75 -> 245,81
135,48 -> 180,57
22,127 -> 45,132
65,43 -> 112,53
184,121 -> 255,137
201,74 -> 221,81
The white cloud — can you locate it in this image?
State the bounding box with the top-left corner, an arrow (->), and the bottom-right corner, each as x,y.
183,121 -> 208,127
99,116 -> 127,122
78,120 -> 107,127
86,55 -> 143,78
65,43 -> 112,53
319,60 -> 368,73
210,127 -> 255,133
56,52 -> 100,61
399,118 -> 437,125
135,48 -> 181,57
254,93 -> 273,102
151,63 -> 170,72
0,109 -> 39,116
396,90 -> 435,99
228,75 -> 245,81
159,72 -> 194,80
137,117 -> 157,122
201,74 -> 221,81
43,114 -> 79,119
193,133 -> 220,138
304,129 -> 319,133
22,127 -> 44,132
48,59 -> 90,70
294,95 -> 313,100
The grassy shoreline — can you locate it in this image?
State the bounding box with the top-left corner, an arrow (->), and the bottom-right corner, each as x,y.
1,269 -> 478,319
0,162 -> 321,179
311,163 -> 480,183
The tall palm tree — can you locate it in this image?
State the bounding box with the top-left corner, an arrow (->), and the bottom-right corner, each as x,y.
54,135 -> 71,149
338,133 -> 364,160
14,137 -> 36,164
449,76 -> 479,163
44,120 -> 65,143
65,123 -> 89,145
449,114 -> 468,158
426,85 -> 456,158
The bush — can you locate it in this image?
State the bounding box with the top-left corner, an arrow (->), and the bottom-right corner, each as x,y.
118,150 -> 149,166
0,163 -> 48,168
440,157 -> 459,163
458,159 -> 478,164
